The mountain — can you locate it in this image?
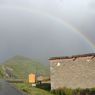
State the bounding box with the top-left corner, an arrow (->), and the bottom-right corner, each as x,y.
0,56 -> 49,79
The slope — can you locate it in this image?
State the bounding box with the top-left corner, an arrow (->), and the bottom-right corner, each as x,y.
1,56 -> 49,79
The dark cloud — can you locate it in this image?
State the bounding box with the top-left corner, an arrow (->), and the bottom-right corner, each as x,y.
0,0 -> 95,64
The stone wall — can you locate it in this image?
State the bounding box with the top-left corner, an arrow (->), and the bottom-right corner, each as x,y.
50,56 -> 95,90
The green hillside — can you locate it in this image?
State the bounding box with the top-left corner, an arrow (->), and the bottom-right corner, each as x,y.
1,56 -> 49,79
0,66 -> 4,78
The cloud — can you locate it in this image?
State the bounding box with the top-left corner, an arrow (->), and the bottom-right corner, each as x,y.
0,0 -> 95,63
88,0 -> 95,9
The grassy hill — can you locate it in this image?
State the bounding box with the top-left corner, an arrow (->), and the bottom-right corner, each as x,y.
0,66 -> 4,78
1,56 -> 49,79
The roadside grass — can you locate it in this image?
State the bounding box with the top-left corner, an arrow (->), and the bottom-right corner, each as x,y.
14,83 -> 54,95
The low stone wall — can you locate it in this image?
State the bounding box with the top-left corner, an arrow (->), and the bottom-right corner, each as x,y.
50,57 -> 95,90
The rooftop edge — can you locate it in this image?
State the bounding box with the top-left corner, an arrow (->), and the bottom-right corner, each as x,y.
49,53 -> 95,60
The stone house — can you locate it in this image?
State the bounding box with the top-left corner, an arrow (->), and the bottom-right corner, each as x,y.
49,53 -> 95,90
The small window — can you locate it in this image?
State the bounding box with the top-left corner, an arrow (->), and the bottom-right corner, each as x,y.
57,62 -> 60,66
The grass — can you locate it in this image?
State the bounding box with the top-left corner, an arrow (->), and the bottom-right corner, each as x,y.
14,83 -> 53,95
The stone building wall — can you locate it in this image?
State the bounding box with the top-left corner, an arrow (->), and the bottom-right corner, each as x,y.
49,54 -> 95,90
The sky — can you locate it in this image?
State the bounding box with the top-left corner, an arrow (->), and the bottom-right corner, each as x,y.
0,0 -> 95,64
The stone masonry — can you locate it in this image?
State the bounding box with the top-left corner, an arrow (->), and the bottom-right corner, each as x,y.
49,53 -> 95,90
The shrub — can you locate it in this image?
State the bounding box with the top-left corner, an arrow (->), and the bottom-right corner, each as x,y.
51,88 -> 71,95
51,87 -> 95,95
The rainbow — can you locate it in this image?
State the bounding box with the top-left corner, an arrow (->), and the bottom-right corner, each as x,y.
2,5 -> 95,51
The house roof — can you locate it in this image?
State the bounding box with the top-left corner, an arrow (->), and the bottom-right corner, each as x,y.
49,53 -> 95,60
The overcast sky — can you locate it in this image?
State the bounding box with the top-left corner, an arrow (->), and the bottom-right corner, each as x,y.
0,0 -> 95,64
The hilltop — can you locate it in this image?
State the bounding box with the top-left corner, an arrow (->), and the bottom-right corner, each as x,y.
0,55 -> 49,79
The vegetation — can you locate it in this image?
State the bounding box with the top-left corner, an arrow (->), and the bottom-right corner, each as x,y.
1,55 -> 49,79
13,83 -> 95,95
14,83 -> 53,95
0,66 -> 4,78
51,88 -> 95,95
